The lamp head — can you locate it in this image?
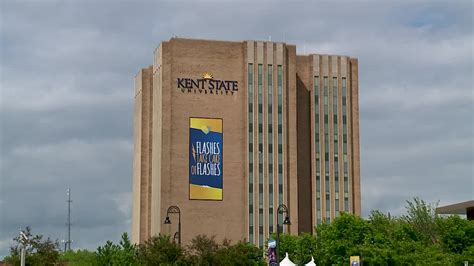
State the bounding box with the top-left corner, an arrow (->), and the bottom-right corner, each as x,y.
283,216 -> 291,225
164,216 -> 171,224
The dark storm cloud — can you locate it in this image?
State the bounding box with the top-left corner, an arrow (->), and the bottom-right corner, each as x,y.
1,0 -> 472,257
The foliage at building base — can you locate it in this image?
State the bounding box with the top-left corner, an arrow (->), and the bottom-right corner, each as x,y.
3,198 -> 473,265
272,198 -> 474,265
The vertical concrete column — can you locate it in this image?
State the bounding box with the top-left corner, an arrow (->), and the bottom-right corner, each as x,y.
286,45 -> 298,234
311,55 -> 321,228
246,40 -> 256,244
320,55 -> 329,222
132,71 -> 143,244
350,58 -> 361,215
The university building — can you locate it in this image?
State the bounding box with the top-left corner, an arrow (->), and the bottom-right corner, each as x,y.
132,38 -> 361,247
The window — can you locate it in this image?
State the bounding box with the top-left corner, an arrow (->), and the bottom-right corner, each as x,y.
316,175 -> 321,192
325,174 -> 330,192
326,192 -> 330,221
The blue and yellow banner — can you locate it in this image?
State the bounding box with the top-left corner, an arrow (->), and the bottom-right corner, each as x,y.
189,118 -> 223,200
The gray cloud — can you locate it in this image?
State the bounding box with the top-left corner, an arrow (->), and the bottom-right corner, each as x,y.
1,0 -> 472,257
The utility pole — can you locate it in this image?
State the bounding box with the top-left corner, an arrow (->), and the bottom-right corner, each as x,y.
66,188 -> 72,251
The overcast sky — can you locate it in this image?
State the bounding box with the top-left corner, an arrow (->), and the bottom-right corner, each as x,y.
0,0 -> 472,257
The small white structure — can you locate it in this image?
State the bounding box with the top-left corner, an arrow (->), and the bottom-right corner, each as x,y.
280,252 -> 296,266
305,256 -> 316,266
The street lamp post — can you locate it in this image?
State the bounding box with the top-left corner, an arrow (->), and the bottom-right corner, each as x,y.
163,205 -> 181,246
276,204 -> 291,265
19,230 -> 28,266
173,232 -> 179,243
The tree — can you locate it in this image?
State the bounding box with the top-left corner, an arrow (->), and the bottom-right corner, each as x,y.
267,233 -> 299,263
214,240 -> 265,265
4,226 -> 60,265
403,197 -> 439,244
95,232 -> 138,265
137,234 -> 186,265
294,233 -> 317,265
437,214 -> 474,254
186,235 -> 219,265
314,212 -> 367,265
358,210 -> 399,264
185,235 -> 266,265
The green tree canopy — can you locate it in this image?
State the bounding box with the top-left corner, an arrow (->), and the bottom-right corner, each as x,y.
4,226 -> 60,265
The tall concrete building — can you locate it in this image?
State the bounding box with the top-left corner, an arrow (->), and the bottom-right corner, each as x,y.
132,38 -> 361,247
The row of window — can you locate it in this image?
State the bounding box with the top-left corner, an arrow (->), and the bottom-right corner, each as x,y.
342,78 -> 349,210
314,76 -> 350,224
248,63 -> 284,246
314,77 -> 321,224
248,64 -> 254,243
258,64 -> 264,247
268,65 -> 274,236
277,66 -> 284,234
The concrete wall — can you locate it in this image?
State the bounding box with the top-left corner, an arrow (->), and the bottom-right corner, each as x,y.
132,66 -> 153,243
